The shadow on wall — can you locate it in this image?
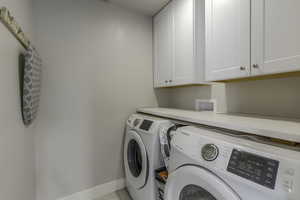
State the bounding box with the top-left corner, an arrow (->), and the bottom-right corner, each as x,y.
225,76 -> 300,118
154,76 -> 300,119
154,88 -> 173,108
154,85 -> 211,110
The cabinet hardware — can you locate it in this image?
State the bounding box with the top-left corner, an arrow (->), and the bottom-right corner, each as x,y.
240,66 -> 246,71
252,64 -> 259,69
165,80 -> 168,83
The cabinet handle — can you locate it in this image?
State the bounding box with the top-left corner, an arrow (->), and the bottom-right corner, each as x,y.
240,66 -> 246,71
165,80 -> 168,83
169,80 -> 172,83
252,64 -> 259,69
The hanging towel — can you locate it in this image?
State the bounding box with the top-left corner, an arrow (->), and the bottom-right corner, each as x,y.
159,124 -> 176,170
22,45 -> 42,126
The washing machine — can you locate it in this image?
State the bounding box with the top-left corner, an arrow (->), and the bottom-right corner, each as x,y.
165,126 -> 300,200
124,114 -> 174,200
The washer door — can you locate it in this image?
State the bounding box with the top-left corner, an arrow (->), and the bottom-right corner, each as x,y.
165,165 -> 241,200
124,130 -> 148,189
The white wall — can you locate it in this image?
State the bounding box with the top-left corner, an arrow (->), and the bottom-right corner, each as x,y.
168,77 -> 300,118
33,0 -> 160,199
0,0 -> 36,200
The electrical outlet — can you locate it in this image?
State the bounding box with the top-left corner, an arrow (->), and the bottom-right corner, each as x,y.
195,99 -> 216,112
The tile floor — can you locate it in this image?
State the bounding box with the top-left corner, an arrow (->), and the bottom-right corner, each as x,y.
95,189 -> 132,200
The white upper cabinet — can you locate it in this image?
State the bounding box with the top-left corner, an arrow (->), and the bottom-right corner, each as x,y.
251,0 -> 300,76
205,0 -> 251,81
154,4 -> 173,87
155,0 -> 300,83
153,0 -> 205,88
206,0 -> 300,81
173,0 -> 195,85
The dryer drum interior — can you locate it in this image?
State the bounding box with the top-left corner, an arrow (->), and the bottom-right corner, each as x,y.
179,185 -> 217,200
127,139 -> 143,177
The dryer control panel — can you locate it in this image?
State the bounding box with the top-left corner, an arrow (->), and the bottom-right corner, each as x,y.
139,120 -> 154,131
227,149 -> 279,190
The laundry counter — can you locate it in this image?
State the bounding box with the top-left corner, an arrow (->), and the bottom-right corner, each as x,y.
137,107 -> 300,143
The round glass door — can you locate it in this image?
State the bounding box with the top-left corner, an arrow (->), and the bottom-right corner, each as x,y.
179,184 -> 217,200
124,130 -> 148,189
127,139 -> 143,177
165,165 -> 240,200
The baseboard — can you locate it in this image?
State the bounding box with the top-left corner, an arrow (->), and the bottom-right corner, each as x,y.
57,178 -> 125,200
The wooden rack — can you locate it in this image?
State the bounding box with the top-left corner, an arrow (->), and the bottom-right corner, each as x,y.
0,7 -> 30,49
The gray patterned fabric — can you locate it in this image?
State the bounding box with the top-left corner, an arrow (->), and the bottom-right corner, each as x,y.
22,45 -> 42,126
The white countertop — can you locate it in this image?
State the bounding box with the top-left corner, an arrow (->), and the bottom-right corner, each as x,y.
137,107 -> 300,143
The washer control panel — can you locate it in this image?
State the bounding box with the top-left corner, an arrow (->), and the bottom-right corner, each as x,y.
227,149 -> 279,189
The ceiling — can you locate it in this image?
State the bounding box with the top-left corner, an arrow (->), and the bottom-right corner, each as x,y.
108,0 -> 170,16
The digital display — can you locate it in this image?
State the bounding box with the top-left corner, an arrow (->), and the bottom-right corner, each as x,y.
227,149 -> 279,189
139,120 -> 153,131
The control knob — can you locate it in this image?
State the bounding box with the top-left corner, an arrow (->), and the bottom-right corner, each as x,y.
202,144 -> 219,161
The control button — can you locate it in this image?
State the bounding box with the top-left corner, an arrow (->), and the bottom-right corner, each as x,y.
229,161 -> 237,166
267,161 -> 277,167
239,162 -> 246,169
264,179 -> 273,186
245,172 -> 251,177
255,169 -> 262,176
255,162 -> 263,167
255,176 -> 261,181
267,167 -> 274,173
266,173 -> 273,179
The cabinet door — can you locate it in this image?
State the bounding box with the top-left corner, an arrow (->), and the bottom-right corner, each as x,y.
205,0 -> 251,81
252,0 -> 300,76
153,4 -> 173,88
172,0 -> 195,85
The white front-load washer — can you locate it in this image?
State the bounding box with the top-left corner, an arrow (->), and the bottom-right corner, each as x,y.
124,114 -> 174,200
165,126 -> 300,200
